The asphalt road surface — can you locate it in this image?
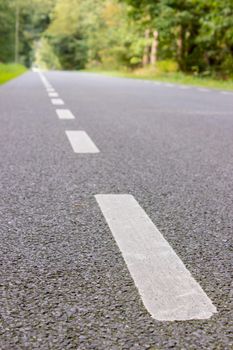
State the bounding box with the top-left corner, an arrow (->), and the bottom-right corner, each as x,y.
1,71 -> 233,349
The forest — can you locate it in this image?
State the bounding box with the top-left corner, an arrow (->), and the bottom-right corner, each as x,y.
0,0 -> 233,79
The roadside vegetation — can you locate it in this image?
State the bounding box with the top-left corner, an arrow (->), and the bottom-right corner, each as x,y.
86,68 -> 233,91
0,63 -> 27,85
0,0 -> 232,89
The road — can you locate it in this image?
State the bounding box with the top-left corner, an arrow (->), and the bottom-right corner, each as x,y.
0,71 -> 232,349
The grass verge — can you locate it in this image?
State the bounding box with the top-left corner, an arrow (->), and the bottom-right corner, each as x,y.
0,63 -> 27,85
84,68 -> 233,91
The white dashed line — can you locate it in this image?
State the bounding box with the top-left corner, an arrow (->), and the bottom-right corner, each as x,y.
65,131 -> 99,153
38,73 -> 51,89
49,92 -> 59,97
46,87 -> 55,92
164,83 -> 174,87
95,194 -> 217,321
51,98 -> 64,105
56,109 -> 75,120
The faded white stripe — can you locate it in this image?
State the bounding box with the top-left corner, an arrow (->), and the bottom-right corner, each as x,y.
221,91 -> 232,95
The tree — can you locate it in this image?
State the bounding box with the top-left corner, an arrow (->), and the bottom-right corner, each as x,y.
0,0 -> 15,62
121,0 -> 233,76
0,0 -> 56,65
1,0 -> 232,76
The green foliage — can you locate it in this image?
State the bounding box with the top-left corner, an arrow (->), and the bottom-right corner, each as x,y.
0,0 -> 15,62
121,0 -> 233,76
0,0 -> 232,78
34,38 -> 61,69
0,0 -> 56,66
49,35 -> 88,70
196,0 -> 233,77
156,60 -> 178,73
45,0 -> 144,70
0,63 -> 27,84
87,68 -> 233,90
46,0 -> 88,69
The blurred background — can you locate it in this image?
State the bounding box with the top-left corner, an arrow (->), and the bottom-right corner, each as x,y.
0,0 -> 233,88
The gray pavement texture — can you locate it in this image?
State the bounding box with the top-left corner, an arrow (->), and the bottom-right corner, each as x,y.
0,71 -> 233,350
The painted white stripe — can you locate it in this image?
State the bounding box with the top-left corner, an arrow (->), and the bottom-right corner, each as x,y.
95,194 -> 217,321
38,73 -> 51,89
221,91 -> 232,95
65,131 -> 99,153
46,87 -> 55,92
51,98 -> 64,105
56,109 -> 75,120
49,92 -> 59,97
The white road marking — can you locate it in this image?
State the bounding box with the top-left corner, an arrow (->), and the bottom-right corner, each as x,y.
49,92 -> 59,97
38,72 -> 51,89
164,83 -> 174,87
51,98 -> 64,105
56,109 -> 75,120
65,131 -> 99,153
221,91 -> 232,95
46,87 -> 55,92
95,194 -> 217,321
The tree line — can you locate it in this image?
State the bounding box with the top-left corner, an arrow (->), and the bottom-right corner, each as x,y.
1,0 -> 233,77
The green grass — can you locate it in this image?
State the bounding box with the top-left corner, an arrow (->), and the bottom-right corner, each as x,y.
84,68 -> 233,91
0,63 -> 27,85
